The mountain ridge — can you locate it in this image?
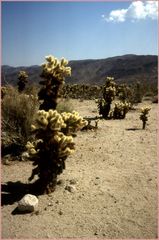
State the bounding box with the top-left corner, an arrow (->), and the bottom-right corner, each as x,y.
1,54 -> 158,87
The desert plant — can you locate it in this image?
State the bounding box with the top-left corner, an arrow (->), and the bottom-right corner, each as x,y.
26,110 -> 87,194
97,77 -> 116,119
26,55 -> 87,194
112,101 -> 131,119
1,86 -> 7,99
140,107 -> 151,129
2,86 -> 39,156
17,71 -> 28,92
116,83 -> 132,103
132,81 -> 143,103
38,55 -> 71,110
56,98 -> 74,113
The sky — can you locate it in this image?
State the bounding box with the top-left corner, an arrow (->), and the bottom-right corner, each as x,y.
2,1 -> 158,67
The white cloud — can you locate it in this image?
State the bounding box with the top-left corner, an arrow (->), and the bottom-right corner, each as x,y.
102,1 -> 158,23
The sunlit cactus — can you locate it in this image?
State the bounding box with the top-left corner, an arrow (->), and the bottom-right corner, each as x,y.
38,55 -> 71,110
26,55 -> 87,194
97,76 -> 116,119
17,71 -> 28,92
140,107 -> 151,129
112,101 -> 131,119
26,109 -> 87,194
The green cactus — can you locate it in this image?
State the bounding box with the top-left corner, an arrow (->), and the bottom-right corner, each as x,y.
27,55 -> 87,194
17,71 -> 28,92
140,107 -> 151,129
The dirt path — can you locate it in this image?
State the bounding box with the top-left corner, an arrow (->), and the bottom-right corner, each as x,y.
1,100 -> 157,239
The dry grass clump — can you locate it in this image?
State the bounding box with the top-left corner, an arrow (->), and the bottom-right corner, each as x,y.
57,98 -> 74,113
2,86 -> 39,149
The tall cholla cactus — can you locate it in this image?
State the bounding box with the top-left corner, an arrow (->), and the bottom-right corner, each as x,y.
38,55 -> 71,110
98,76 -> 116,119
26,109 -> 87,194
140,107 -> 151,129
17,71 -> 28,92
26,55 -> 87,194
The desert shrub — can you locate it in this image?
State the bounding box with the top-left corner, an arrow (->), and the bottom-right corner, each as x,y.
2,86 -> 39,149
116,83 -> 133,103
131,81 -> 143,104
27,55 -> 87,194
1,86 -> 7,99
24,83 -> 40,97
57,98 -> 74,113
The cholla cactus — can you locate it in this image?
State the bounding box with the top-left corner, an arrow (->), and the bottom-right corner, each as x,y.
97,77 -> 116,119
38,55 -> 71,110
140,107 -> 151,129
26,109 -> 87,194
112,101 -> 131,119
17,71 -> 28,92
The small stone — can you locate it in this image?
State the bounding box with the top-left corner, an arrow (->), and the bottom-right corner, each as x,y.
65,185 -> 76,193
58,210 -> 63,215
57,180 -> 64,185
70,179 -> 77,185
18,194 -> 38,212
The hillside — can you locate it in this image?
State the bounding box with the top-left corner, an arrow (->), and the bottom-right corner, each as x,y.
1,54 -> 158,87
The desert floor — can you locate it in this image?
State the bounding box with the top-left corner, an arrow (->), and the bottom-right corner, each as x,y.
1,99 -> 158,239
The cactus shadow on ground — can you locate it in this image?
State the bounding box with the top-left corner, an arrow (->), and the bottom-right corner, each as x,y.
125,127 -> 141,131
1,180 -> 44,208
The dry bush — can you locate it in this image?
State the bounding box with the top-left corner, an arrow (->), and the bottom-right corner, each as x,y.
2,86 -> 39,151
56,98 -> 74,113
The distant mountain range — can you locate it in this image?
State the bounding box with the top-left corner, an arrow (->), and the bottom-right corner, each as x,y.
1,54 -> 158,87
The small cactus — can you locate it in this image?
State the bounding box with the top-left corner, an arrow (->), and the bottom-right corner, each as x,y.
112,101 -> 131,119
140,107 -> 151,129
17,71 -> 28,92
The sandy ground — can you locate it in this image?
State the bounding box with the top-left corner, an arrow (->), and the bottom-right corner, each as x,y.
1,99 -> 158,239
